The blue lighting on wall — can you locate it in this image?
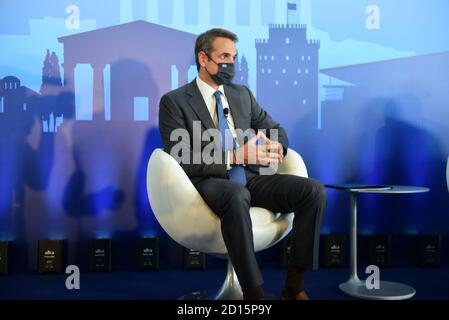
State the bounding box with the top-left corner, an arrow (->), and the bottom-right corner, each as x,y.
0,0 -> 448,270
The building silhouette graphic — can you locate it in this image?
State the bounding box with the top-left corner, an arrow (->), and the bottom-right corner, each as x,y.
320,51 -> 449,132
0,49 -> 74,134
256,24 -> 320,133
58,20 -> 196,123
0,76 -> 39,118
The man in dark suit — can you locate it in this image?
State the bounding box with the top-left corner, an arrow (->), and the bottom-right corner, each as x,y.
159,28 -> 326,300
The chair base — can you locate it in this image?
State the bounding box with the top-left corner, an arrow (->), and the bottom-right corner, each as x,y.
178,290 -> 277,300
178,260 -> 243,300
177,260 -> 279,300
178,290 -> 215,300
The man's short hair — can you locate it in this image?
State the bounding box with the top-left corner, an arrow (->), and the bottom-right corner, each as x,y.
195,28 -> 238,71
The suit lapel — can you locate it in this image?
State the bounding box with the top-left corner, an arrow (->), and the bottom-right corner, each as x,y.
224,85 -> 247,143
186,80 -> 216,131
225,86 -> 246,129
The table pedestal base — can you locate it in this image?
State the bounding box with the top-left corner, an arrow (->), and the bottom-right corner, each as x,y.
339,279 -> 416,300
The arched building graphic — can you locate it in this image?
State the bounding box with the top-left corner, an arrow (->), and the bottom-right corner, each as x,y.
58,20 -> 196,123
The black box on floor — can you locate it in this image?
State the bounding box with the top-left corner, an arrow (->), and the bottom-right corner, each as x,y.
183,248 -> 206,270
89,239 -> 111,272
365,234 -> 391,267
415,235 -> 441,267
280,236 -> 292,268
320,234 -> 346,267
137,237 -> 159,271
0,241 -> 9,275
38,240 -> 64,274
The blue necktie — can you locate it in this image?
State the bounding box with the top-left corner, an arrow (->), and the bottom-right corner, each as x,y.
214,91 -> 247,186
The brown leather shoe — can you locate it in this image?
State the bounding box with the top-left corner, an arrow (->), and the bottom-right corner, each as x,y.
243,285 -> 265,300
280,290 -> 311,300
295,291 -> 310,300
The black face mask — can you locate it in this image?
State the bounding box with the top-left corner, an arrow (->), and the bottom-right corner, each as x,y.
205,55 -> 235,86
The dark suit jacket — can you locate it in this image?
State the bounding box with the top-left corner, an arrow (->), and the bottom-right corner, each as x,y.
158,79 -> 289,185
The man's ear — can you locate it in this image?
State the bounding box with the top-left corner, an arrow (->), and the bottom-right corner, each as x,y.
198,51 -> 208,69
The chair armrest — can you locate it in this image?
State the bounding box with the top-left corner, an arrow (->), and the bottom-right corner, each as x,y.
277,148 -> 308,178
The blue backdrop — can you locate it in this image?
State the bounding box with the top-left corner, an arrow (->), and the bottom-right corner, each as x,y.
1,0 -> 448,270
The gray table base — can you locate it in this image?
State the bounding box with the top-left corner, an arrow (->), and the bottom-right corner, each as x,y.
339,278 -> 416,300
340,192 -> 416,300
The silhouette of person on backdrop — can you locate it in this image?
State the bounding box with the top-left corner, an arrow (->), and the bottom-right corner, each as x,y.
158,28 -> 326,300
0,80 -> 55,271
61,58 -> 158,269
370,98 -> 446,231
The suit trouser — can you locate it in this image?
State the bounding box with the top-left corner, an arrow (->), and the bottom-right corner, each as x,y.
193,171 -> 327,289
